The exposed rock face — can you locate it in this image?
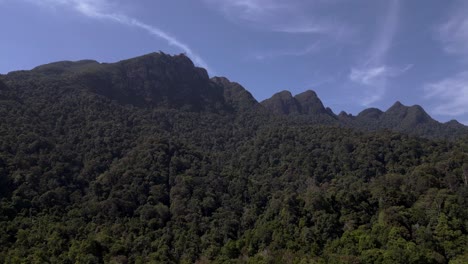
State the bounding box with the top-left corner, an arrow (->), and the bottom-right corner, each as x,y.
294,90 -> 327,115
74,53 -> 226,111
211,77 -> 259,112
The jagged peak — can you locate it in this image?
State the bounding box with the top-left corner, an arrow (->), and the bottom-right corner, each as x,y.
31,59 -> 100,75
119,52 -> 193,68
358,108 -> 384,119
325,107 -> 335,116
407,105 -> 431,117
388,101 -> 406,110
211,76 -> 247,91
211,76 -> 259,111
446,119 -> 461,125
338,111 -> 354,120
261,90 -> 300,115
210,76 -> 231,85
295,90 -> 318,98
294,89 -> 327,115
273,90 -> 294,99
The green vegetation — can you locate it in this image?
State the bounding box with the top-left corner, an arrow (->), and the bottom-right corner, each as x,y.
0,53 -> 466,263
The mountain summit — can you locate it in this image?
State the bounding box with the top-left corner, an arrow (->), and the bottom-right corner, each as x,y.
260,90 -> 331,116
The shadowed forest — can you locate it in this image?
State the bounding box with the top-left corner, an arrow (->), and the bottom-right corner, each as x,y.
0,53 -> 467,263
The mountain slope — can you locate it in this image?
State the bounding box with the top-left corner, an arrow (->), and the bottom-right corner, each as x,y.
211,76 -> 259,112
0,52 -> 467,263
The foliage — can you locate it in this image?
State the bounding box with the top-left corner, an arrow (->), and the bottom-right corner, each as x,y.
0,53 -> 467,263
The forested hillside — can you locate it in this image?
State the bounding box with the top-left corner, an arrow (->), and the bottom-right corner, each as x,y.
0,53 -> 467,263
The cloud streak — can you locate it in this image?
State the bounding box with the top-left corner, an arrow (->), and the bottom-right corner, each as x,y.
424,71 -> 468,116
21,0 -> 211,72
349,0 -> 407,106
350,64 -> 411,106
437,1 -> 468,57
426,1 -> 468,119
251,43 -> 320,60
203,0 -> 350,37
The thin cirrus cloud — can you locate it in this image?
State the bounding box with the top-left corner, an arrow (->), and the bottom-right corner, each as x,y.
350,65 -> 412,106
437,2 -> 468,56
252,43 -> 320,61
19,0 -> 211,72
203,0 -> 348,36
204,0 -> 354,65
424,71 -> 468,116
349,0 -> 410,106
425,1 -> 468,119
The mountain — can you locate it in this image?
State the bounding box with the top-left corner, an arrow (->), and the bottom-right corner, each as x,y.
16,53 -> 227,112
210,76 -> 259,112
337,101 -> 467,139
0,78 -> 13,99
260,90 -> 339,125
260,90 -> 331,116
4,52 -> 466,139
0,52 -> 467,263
260,89 -> 466,139
261,90 -> 301,115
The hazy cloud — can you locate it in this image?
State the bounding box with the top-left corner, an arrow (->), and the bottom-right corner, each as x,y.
427,1 -> 468,118
20,0 -> 211,71
203,0 -> 350,37
437,2 -> 468,56
425,71 -> 468,116
251,43 -> 320,60
350,64 -> 411,106
349,0 -> 406,106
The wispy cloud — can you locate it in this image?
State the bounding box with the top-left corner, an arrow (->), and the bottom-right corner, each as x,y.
19,0 -> 211,72
350,64 -> 411,106
437,1 -> 468,56
367,0 -> 400,65
203,0 -> 350,37
426,1 -> 468,119
251,43 -> 320,60
349,0 -> 408,106
424,71 -> 468,116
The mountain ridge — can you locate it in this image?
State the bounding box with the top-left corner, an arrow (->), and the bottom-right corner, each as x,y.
3,52 -> 466,139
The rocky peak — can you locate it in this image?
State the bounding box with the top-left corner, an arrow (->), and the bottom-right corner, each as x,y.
357,108 -> 384,119
261,90 -> 301,115
41,52 -> 223,111
294,90 -> 327,115
211,76 -> 258,111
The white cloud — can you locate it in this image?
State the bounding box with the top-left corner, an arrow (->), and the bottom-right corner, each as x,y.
437,2 -> 468,56
350,64 -> 412,106
350,66 -> 388,87
349,0 -> 405,106
367,0 -> 400,64
429,2 -> 468,119
424,71 -> 468,116
350,65 -> 412,86
19,0 -> 211,72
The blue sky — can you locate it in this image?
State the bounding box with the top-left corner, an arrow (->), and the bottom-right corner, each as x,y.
1,0 -> 467,124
